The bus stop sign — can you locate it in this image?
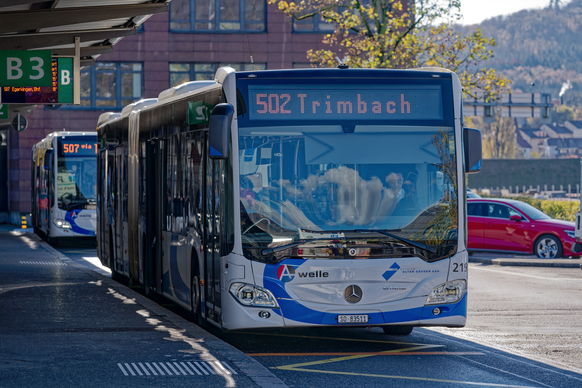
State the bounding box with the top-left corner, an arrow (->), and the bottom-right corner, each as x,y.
0,50 -> 52,87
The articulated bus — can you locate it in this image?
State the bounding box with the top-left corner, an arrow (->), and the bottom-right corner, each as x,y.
97,67 -> 482,334
31,131 -> 98,245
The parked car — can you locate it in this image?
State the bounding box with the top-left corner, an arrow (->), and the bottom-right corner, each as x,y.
467,198 -> 582,258
466,189 -> 481,198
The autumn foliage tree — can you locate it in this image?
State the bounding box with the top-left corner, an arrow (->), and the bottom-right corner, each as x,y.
270,0 -> 509,97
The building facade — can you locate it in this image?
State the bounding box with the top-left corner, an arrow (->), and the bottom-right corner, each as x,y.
2,2 -> 331,224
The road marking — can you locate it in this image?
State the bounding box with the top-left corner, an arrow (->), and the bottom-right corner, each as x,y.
270,343 -> 538,387
272,346 -> 536,387
19,261 -> 67,266
249,352 -> 485,356
274,344 -> 439,370
237,331 -> 441,346
275,367 -> 540,387
191,361 -> 208,375
117,361 -> 237,377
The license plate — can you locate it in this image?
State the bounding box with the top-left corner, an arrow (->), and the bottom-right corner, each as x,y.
337,314 -> 369,324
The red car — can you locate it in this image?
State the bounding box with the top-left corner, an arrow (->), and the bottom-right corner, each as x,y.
467,198 -> 582,258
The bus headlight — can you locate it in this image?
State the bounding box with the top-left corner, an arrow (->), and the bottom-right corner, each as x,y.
425,279 -> 466,305
53,218 -> 72,229
229,282 -> 279,308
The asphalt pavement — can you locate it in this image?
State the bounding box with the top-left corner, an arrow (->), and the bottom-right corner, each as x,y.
0,225 -> 287,388
1,222 -> 580,387
469,251 -> 582,268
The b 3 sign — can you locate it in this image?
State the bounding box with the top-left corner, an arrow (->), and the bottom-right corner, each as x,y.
0,50 -> 52,87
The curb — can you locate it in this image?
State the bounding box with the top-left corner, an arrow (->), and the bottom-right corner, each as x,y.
469,256 -> 582,268
22,232 -> 288,388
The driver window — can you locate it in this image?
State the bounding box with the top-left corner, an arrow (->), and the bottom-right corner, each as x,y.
487,204 -> 510,219
508,207 -> 524,220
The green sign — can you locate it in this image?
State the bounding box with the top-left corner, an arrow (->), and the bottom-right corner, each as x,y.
1,58 -> 73,104
0,104 -> 7,119
188,100 -> 211,125
0,50 -> 52,87
57,58 -> 73,104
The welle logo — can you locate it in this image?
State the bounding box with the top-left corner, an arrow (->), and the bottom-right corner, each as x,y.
277,265 -> 296,282
277,264 -> 329,282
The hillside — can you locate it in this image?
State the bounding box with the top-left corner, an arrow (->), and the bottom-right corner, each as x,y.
456,0 -> 582,104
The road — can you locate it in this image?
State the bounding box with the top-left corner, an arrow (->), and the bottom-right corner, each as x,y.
430,263 -> 582,372
56,245 -> 582,387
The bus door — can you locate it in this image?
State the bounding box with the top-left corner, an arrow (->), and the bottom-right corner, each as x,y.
112,148 -> 122,273
203,136 -> 222,325
121,146 -> 129,276
114,146 -> 129,276
97,149 -> 107,264
144,139 -> 163,293
106,150 -> 116,270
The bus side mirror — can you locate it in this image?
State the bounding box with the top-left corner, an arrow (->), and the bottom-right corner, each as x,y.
43,149 -> 53,170
464,128 -> 482,174
209,103 -> 234,160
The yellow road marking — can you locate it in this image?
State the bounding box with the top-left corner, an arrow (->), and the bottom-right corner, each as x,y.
266,342 -> 509,386
273,345 -> 439,369
249,352 -> 484,356
273,367 -> 539,387
236,331 -> 443,346
238,327 -> 531,385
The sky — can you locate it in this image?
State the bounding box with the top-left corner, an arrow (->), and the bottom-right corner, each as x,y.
459,0 -> 569,25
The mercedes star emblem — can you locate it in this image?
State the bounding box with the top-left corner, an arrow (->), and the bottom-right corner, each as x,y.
344,285 -> 363,303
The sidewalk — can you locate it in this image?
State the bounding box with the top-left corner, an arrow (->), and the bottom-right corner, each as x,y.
0,228 -> 287,388
469,252 -> 582,268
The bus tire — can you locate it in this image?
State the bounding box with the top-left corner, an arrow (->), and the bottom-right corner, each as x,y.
382,326 -> 414,336
47,234 -> 59,247
191,252 -> 205,328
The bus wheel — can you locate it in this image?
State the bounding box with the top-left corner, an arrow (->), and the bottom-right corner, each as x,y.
382,326 -> 413,336
47,234 -> 59,247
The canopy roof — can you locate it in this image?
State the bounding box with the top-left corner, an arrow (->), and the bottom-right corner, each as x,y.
0,0 -> 169,127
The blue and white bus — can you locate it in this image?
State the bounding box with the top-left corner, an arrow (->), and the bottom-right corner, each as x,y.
97,67 -> 481,334
31,131 -> 98,245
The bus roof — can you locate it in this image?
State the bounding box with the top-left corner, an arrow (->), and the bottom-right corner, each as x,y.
233,67 -> 454,80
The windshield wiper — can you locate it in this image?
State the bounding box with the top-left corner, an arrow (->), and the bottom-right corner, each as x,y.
261,237 -> 343,256
354,229 -> 437,254
65,200 -> 89,210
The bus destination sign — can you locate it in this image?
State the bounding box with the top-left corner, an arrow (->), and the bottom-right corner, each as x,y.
60,141 -> 98,156
1,58 -> 73,105
248,85 -> 443,121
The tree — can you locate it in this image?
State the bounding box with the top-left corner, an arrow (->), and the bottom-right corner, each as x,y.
551,105 -> 576,123
270,0 -> 509,97
476,107 -> 520,159
549,0 -> 562,9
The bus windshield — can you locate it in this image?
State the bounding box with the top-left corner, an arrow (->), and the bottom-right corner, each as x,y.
56,138 -> 97,210
238,124 -> 458,259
